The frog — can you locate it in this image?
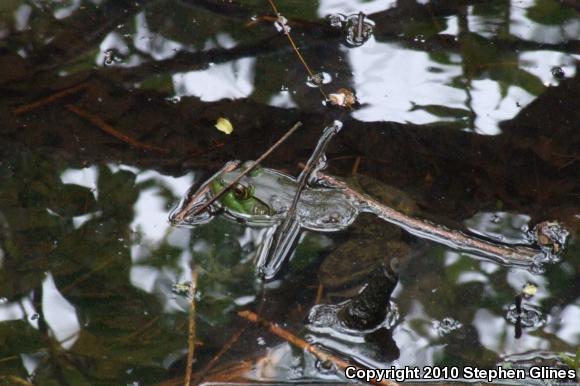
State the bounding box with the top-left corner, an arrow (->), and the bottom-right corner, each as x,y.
171,157 -> 560,281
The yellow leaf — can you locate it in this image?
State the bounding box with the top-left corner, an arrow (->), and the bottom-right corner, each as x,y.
215,117 -> 233,134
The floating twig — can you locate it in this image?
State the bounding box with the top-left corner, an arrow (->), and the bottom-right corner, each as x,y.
191,325 -> 248,385
265,0 -> 328,100
13,82 -> 89,115
237,310 -> 399,386
184,269 -> 199,386
308,167 -> 540,265
189,121 -> 303,218
65,104 -> 169,153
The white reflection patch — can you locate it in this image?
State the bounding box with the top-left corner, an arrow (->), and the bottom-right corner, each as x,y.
318,0 -> 396,16
134,12 -> 183,60
471,79 -> 532,135
520,50 -> 578,86
510,1 -> 580,44
60,166 -> 99,199
54,0 -> 81,20
130,265 -> 160,293
42,274 -> 80,349
457,271 -> 488,284
14,5 -> 32,31
131,171 -> 194,243
173,57 -> 255,101
348,40 -> 464,124
555,304 -> 580,345
473,308 -> 548,355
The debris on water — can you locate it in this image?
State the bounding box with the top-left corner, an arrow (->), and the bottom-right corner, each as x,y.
505,301 -> 546,329
551,66 -> 565,79
529,260 -> 546,275
327,13 -> 346,28
274,14 -> 291,34
522,282 -> 538,298
432,317 -> 463,336
103,48 -> 121,66
413,34 -> 426,43
529,221 -> 569,257
328,88 -> 356,107
171,281 -> 195,299
327,12 -> 374,47
215,117 -> 234,135
306,72 -> 332,87
308,300 -> 398,334
29,313 -> 39,321
315,359 -> 334,373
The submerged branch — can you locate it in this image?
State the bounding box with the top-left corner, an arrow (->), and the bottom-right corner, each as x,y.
237,309 -> 400,386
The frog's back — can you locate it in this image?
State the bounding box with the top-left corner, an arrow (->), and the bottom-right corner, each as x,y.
298,188 -> 358,231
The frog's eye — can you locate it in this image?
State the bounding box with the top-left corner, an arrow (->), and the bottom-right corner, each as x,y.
232,183 -> 250,200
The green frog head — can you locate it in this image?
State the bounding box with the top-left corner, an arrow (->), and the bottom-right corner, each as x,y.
171,160 -> 359,231
209,161 -> 299,224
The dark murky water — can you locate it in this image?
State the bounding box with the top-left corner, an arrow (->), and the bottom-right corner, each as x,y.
1,1 -> 579,385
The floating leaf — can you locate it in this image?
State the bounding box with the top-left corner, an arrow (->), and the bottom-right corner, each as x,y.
328,88 -> 356,108
522,282 -> 538,298
215,117 -> 234,135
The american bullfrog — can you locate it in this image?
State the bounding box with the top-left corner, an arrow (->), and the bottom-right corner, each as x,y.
171,156 -> 558,280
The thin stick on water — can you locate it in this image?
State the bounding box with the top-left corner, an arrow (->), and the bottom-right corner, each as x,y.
237,310 -> 399,386
265,0 -> 328,100
13,82 -> 89,115
305,166 -> 539,264
190,121 -> 303,217
184,269 -> 198,386
65,104 -> 169,153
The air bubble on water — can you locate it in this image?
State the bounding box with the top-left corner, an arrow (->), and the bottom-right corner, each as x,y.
433,317 -> 462,336
316,359 -> 334,373
167,96 -> 181,104
103,48 -> 120,66
327,13 -> 346,28
0,297 -> 8,304
505,303 -> 546,329
529,261 -> 545,275
550,66 -> 565,79
491,214 -> 502,224
306,72 -> 332,87
274,14 -> 291,34
257,336 -> 266,346
280,85 -> 289,91
413,34 -> 426,43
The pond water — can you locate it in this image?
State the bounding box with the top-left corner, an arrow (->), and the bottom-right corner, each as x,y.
1,0 -> 579,385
